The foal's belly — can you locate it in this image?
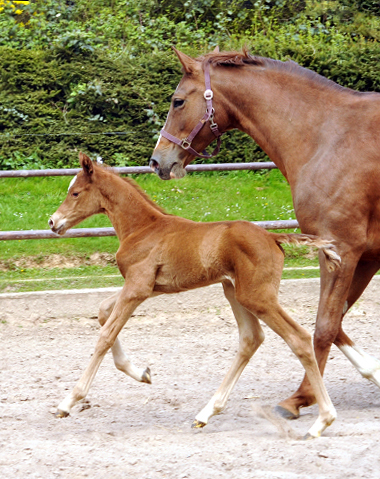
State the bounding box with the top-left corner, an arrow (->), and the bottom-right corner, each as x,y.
153,265 -> 224,294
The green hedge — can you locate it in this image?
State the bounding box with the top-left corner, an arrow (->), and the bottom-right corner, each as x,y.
1,0 -> 380,169
0,47 -> 262,168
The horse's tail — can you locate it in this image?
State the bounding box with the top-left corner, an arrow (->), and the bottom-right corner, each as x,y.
272,233 -> 341,272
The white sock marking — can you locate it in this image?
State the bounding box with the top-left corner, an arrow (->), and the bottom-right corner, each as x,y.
339,344 -> 380,387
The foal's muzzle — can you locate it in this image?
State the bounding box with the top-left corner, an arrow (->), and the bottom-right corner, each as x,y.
49,214 -> 66,235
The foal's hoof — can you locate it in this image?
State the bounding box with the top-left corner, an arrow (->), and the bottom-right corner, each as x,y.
141,367 -> 152,384
192,420 -> 206,429
303,432 -> 317,441
55,409 -> 69,418
273,405 -> 300,420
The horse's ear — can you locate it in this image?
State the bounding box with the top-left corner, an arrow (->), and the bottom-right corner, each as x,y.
172,47 -> 200,75
212,46 -> 220,53
79,152 -> 94,176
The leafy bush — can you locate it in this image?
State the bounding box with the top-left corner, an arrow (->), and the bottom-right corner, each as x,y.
1,0 -> 380,168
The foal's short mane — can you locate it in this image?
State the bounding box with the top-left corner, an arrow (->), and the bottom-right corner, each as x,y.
198,49 -> 357,95
95,163 -> 169,215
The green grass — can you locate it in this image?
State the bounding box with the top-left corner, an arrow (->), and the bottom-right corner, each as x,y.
0,169 -> 296,258
0,266 -> 123,293
0,169 -> 323,292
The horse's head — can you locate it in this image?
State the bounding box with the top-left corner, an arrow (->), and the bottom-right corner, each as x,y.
49,152 -> 103,235
150,48 -> 225,180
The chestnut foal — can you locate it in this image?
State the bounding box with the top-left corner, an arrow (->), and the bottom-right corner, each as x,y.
49,153 -> 340,438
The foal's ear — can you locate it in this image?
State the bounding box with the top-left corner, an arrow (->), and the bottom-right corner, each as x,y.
79,152 -> 94,176
172,47 -> 201,75
212,46 -> 220,53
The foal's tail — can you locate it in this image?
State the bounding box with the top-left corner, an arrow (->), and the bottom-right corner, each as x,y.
273,233 -> 341,272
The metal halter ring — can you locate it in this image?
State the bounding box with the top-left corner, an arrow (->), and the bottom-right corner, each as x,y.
204,89 -> 213,100
181,138 -> 191,149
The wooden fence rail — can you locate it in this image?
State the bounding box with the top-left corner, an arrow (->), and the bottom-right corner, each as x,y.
0,161 -> 300,240
0,162 -> 277,178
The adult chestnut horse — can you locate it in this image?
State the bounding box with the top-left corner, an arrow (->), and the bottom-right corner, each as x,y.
150,48 -> 380,419
49,152 -> 340,438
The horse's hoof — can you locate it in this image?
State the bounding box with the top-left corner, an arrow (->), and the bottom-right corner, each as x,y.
192,419 -> 206,429
55,409 -> 69,418
142,367 -> 152,384
273,405 -> 300,420
303,432 -> 316,441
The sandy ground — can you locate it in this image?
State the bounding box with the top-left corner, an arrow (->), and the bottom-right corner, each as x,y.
1,278 -> 380,479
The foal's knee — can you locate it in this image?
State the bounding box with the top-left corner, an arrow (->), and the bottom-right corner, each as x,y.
97,329 -> 116,354
240,329 -> 265,359
98,297 -> 115,326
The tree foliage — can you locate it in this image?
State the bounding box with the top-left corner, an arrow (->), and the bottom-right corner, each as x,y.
0,0 -> 380,168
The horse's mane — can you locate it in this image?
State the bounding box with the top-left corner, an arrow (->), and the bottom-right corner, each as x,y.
94,163 -> 169,215
121,176 -> 169,215
197,49 -> 354,94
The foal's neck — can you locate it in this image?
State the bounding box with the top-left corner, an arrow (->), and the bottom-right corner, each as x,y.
97,170 -> 163,241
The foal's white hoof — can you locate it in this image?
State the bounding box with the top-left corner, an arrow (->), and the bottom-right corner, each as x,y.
141,367 -> 152,384
192,419 -> 207,429
55,409 -> 69,418
303,432 -> 317,441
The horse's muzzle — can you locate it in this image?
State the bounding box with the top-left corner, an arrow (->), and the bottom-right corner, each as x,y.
149,158 -> 173,180
149,157 -> 187,180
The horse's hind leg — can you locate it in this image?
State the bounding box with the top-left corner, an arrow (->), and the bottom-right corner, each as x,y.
98,293 -> 151,384
335,260 -> 380,388
235,285 -> 336,438
193,280 -> 265,428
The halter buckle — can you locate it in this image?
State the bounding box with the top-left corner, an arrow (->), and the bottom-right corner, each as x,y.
209,108 -> 218,129
204,89 -> 213,100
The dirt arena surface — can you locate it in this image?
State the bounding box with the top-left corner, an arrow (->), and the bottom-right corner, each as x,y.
1,278 -> 380,479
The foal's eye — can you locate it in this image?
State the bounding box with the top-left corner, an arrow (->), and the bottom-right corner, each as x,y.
173,98 -> 185,108
72,192 -> 79,198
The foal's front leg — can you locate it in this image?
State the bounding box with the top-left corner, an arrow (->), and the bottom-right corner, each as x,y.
98,293 -> 151,384
56,284 -> 150,417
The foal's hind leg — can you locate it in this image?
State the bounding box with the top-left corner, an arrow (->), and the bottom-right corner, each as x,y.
277,250 -> 359,419
193,280 -> 265,428
98,293 -> 151,384
335,260 -> 380,388
236,287 -> 336,438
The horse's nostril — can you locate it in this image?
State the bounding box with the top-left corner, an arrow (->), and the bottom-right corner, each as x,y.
48,218 -> 54,228
149,159 -> 159,172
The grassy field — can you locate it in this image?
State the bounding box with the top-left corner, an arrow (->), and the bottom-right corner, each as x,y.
0,169 -> 321,293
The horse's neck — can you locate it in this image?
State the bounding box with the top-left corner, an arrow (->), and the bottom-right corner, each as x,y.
217,66 -> 346,184
98,174 -> 161,240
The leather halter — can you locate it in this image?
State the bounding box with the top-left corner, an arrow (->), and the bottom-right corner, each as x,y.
160,62 -> 223,158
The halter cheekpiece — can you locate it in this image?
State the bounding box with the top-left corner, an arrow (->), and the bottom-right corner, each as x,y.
160,62 -> 223,158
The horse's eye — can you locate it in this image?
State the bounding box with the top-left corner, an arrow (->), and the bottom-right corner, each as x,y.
72,192 -> 79,198
173,98 -> 185,108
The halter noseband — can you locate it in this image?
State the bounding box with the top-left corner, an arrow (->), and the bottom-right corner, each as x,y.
160,62 -> 223,158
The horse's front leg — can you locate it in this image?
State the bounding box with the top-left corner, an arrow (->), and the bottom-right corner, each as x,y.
276,250 -> 359,419
335,259 -> 380,388
56,284 -> 150,417
98,293 -> 151,384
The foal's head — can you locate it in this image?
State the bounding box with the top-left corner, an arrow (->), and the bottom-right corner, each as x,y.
49,152 -> 103,235
150,48 -> 228,180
